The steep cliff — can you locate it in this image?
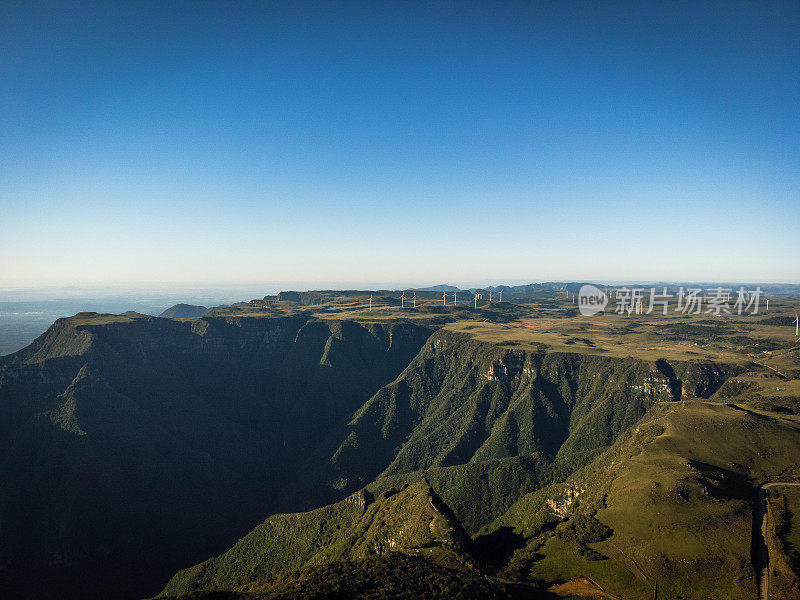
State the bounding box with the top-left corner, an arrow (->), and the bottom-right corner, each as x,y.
0,313 -> 743,600
0,313 -> 432,600
326,330 -> 737,532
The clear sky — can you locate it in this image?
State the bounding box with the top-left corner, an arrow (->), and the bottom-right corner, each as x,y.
2,1 -> 798,291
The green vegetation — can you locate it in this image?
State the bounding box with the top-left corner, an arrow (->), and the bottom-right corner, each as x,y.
765,488 -> 800,599
368,454 -> 560,535
491,400 -> 800,599
555,514 -> 612,560
161,481 -> 472,595
160,553 -> 536,600
0,312 -> 432,599
1,291 -> 799,599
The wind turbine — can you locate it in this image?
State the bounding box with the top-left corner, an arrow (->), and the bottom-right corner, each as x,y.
413,292 -> 417,308
474,292 -> 481,308
369,295 -> 372,311
443,291 -> 447,306
498,290 -> 502,303
401,291 -> 405,308
453,292 -> 457,305
795,313 -> 799,338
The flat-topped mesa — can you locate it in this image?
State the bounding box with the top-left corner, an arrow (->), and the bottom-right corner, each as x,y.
0,307 -> 752,600
0,312 -> 435,600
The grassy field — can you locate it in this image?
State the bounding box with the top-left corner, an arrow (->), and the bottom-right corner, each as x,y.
197,293 -> 800,410
209,294 -> 800,367
494,399 -> 800,600
782,487 -> 800,569
446,304 -> 799,363
767,486 -> 800,599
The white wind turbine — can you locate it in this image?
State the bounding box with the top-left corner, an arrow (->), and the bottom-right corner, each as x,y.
794,313 -> 799,338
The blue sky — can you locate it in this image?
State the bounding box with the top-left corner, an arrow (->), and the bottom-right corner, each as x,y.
1,1 -> 798,290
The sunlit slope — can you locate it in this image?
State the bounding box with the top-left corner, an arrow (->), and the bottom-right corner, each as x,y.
159,553 -> 526,600
494,401 -> 800,600
328,330 -> 739,530
764,486 -> 800,599
160,480 -> 472,596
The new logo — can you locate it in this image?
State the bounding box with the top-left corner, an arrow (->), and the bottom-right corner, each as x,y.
578,285 -> 608,316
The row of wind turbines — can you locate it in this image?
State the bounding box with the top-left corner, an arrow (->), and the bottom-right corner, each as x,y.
367,290 -> 503,311
368,291 -> 799,341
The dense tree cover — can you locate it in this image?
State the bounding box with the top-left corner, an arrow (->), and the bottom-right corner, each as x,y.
161,553 -> 551,600
165,326 -> 741,597
0,310 -> 752,599
0,314 -> 432,599
555,515 -> 612,560
161,481 -> 473,595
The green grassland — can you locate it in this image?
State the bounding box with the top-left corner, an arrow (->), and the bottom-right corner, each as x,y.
491,400 -> 800,600
765,486 -> 800,599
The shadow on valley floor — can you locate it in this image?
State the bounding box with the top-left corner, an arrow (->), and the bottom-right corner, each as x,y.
472,526 -> 529,570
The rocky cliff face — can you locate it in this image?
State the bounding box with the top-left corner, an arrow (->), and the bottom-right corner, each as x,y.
328,330 -> 728,491
0,313 -> 433,600
0,314 -> 740,600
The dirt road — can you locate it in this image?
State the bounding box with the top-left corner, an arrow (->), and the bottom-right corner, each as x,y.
755,482 -> 800,600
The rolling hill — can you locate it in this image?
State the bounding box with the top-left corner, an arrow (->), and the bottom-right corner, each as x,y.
158,304 -> 211,318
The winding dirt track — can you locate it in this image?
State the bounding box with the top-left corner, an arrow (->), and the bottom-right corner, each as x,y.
755,482 -> 800,600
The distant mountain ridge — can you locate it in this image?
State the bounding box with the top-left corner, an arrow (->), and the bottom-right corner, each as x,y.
158,304 -> 210,318
412,284 -> 461,292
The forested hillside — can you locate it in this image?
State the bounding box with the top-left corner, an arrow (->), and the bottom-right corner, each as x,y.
0,313 -> 432,599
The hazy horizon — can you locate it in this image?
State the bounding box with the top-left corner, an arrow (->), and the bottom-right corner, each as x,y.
2,278 -> 800,302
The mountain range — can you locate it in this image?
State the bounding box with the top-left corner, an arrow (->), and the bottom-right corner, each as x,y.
0,294 -> 798,599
